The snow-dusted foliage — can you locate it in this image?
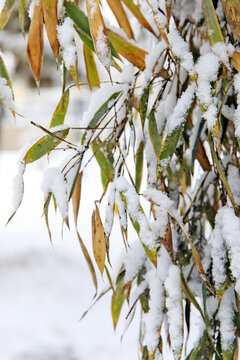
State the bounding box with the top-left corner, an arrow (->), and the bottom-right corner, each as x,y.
7,0 -> 240,358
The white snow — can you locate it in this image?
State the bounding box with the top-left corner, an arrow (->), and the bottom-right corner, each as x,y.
57,17 -> 77,70
211,226 -> 227,291
42,167 -> 69,220
123,240 -> 147,283
165,265 -> 183,360
0,77 -> 15,110
212,42 -> 234,67
234,73 -> 240,138
218,287 -> 236,352
167,83 -> 196,133
168,28 -> 195,77
96,25 -> 111,71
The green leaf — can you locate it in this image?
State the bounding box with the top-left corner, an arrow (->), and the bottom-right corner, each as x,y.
186,331 -> 213,359
191,119 -> 204,168
135,140 -> 144,193
0,0 -> 16,30
24,128 -> 69,164
65,2 -> 91,36
140,85 -> 150,128
111,271 -> 126,329
139,288 -> 150,313
92,141 -> 114,188
202,0 -> 224,46
81,91 -> 122,145
181,272 -> 205,321
19,0 -> 26,36
148,109 -> 161,157
0,53 -> 15,111
50,89 -> 70,128
157,125 -> 183,178
66,2 -> 119,59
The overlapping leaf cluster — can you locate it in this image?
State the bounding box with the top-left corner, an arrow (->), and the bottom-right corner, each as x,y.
2,0 -> 240,358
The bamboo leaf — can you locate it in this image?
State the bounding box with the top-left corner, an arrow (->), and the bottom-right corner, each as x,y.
181,272 -> 205,321
111,271 -> 126,329
27,1 -> 44,86
0,53 -> 15,112
186,331 -> 212,360
24,128 -> 69,164
121,0 -> 155,35
19,0 -> 26,36
106,0 -> 134,39
77,230 -> 98,292
107,29 -> 147,69
148,109 -> 161,157
135,140 -> 144,193
202,0 -> 224,46
209,134 -> 236,211
83,44 -> 100,90
81,91 -> 122,144
72,171 -> 83,228
92,141 -> 114,188
168,209 -> 215,295
92,204 -> 106,274
140,85 -> 149,128
157,125 -> 183,178
65,2 -> 91,37
50,89 -> 69,128
231,51 -> 240,73
0,0 -> 16,30
43,192 -> 53,242
43,0 -> 59,58
222,0 -> 240,41
86,0 -> 111,72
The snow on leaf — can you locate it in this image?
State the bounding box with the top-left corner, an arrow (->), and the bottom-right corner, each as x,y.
57,17 -> 77,70
42,167 -> 69,221
218,287 -> 236,353
165,265 -> 183,360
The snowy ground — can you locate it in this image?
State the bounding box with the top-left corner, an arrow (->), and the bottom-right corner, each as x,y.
0,86 -> 140,359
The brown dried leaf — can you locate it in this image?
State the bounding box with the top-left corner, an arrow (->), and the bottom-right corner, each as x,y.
42,0 -> 59,59
231,51 -> 240,73
27,1 -> 44,86
106,0 -> 134,39
92,204 -> 106,275
222,0 -> 240,41
86,0 -> 111,72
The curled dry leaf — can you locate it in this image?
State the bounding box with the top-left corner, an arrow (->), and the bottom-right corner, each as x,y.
27,0 -> 44,86
86,0 -> 111,72
43,0 -> 59,59
106,0 -> 134,39
92,204 -> 106,275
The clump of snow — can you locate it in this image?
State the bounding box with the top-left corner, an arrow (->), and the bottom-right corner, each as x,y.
143,270 -> 164,353
196,52 -> 220,130
165,265 -> 183,359
143,40 -> 167,87
234,73 -> 240,138
42,167 -> 68,220
171,0 -> 202,26
227,165 -> 240,206
123,240 -> 147,283
12,156 -> 26,213
157,246 -> 171,282
211,225 -> 227,291
116,177 -> 156,249
168,28 -> 195,77
104,182 -> 115,237
212,42 -> 234,67
0,77 -> 14,110
116,191 -> 127,231
57,17 -> 76,70
218,287 -> 236,352
96,25 -> 111,71
166,83 -> 196,133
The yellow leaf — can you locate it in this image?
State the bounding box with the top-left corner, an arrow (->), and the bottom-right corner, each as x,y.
27,1 -> 44,86
107,0 -> 134,39
92,204 -> 106,274
86,0 -> 111,72
72,171 -> 83,228
83,44 -> 100,90
107,29 -> 147,69
43,0 -> 59,59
